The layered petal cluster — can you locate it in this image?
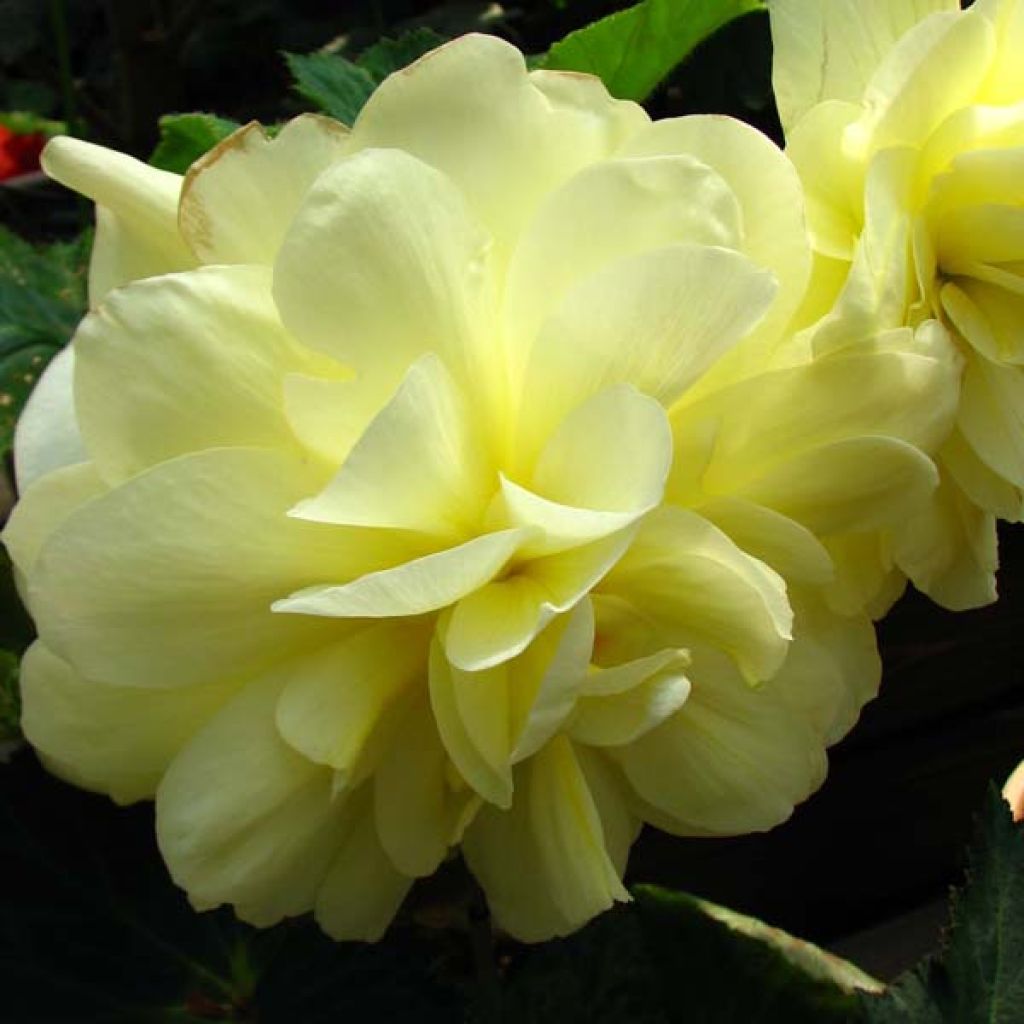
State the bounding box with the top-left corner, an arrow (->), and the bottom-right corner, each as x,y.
772,0 -> 1024,608
5,35 -> 957,942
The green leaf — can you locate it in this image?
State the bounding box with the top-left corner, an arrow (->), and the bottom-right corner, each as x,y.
285,28 -> 447,127
633,887 -> 869,1021
0,111 -> 64,137
284,50 -> 377,126
149,113 -> 241,175
0,649 -> 20,744
862,787 -> 1024,1023
541,0 -> 766,101
498,888 -> 871,1022
0,226 -> 89,457
0,755 -> 465,1022
355,28 -> 447,82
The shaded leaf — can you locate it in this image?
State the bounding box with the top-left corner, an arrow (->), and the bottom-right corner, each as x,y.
283,50 -> 377,126
541,0 -> 766,101
0,753 -> 463,1023
355,28 -> 447,82
862,787 -> 1024,1023
149,113 -> 240,175
0,226 -> 89,456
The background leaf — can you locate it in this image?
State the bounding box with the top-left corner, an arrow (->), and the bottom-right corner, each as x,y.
0,226 -> 88,457
285,27 -> 446,126
0,753 -> 465,1023
149,113 -> 241,174
861,787 -> 1024,1022
541,0 -> 766,101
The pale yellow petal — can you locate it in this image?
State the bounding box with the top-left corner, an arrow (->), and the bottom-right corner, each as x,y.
156,669 -> 351,926
274,529 -> 526,620
21,641 -> 239,805
374,691 -> 480,877
737,436 -> 940,535
74,265 -> 341,483
289,354 -> 492,537
315,788 -> 414,942
274,621 -> 428,778
2,462 -> 104,590
30,447 -> 361,688
41,136 -> 196,303
350,33 -> 648,257
889,468 -> 999,610
272,147 -> 493,384
428,634 -> 513,807
618,115 -> 811,347
503,154 -> 743,354
13,346 -> 87,492
444,530 -> 635,671
696,497 -> 834,585
959,354 -> 1024,488
616,648 -> 826,835
464,735 -> 629,942
179,115 -> 349,264
770,0 -> 958,131
942,428 -> 1023,522
516,250 -> 769,466
569,665 -> 690,747
606,506 -> 793,684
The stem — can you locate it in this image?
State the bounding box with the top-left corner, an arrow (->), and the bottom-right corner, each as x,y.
468,896 -> 502,1023
48,0 -> 78,137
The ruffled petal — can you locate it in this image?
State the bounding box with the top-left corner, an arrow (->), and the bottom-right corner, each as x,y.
13,346 -> 87,493
21,641 -> 239,805
74,265 -> 342,483
289,354 -> 492,538
156,670 -> 353,927
350,34 -> 647,257
30,447 -> 369,688
605,506 -> 793,684
464,735 -> 629,942
770,0 -> 958,132
179,115 -> 349,264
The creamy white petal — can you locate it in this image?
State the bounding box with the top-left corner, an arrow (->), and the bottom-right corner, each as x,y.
616,648 -> 826,835
156,670 -> 352,927
179,115 -> 349,264
374,691 -> 480,877
618,115 -> 811,348
350,34 -> 648,257
464,735 -> 629,942
274,529 -> 527,620
315,789 -> 415,942
289,354 -> 492,537
272,147 -> 493,385
606,507 -> 793,684
516,246 -> 775,463
13,346 -> 87,493
74,265 -> 341,483
41,136 -> 196,303
274,621 -> 428,778
503,154 -> 743,355
21,641 -> 240,805
770,1 -> 958,132
30,447 -> 367,688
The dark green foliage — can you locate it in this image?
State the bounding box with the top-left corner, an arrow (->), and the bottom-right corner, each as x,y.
285,27 -> 446,126
862,788 -> 1024,1023
0,225 -> 88,456
541,0 -> 766,101
0,754 -> 465,1023
149,113 -> 241,174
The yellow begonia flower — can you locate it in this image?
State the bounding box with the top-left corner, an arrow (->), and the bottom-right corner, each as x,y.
4,34 -> 957,942
772,0 -> 1024,609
